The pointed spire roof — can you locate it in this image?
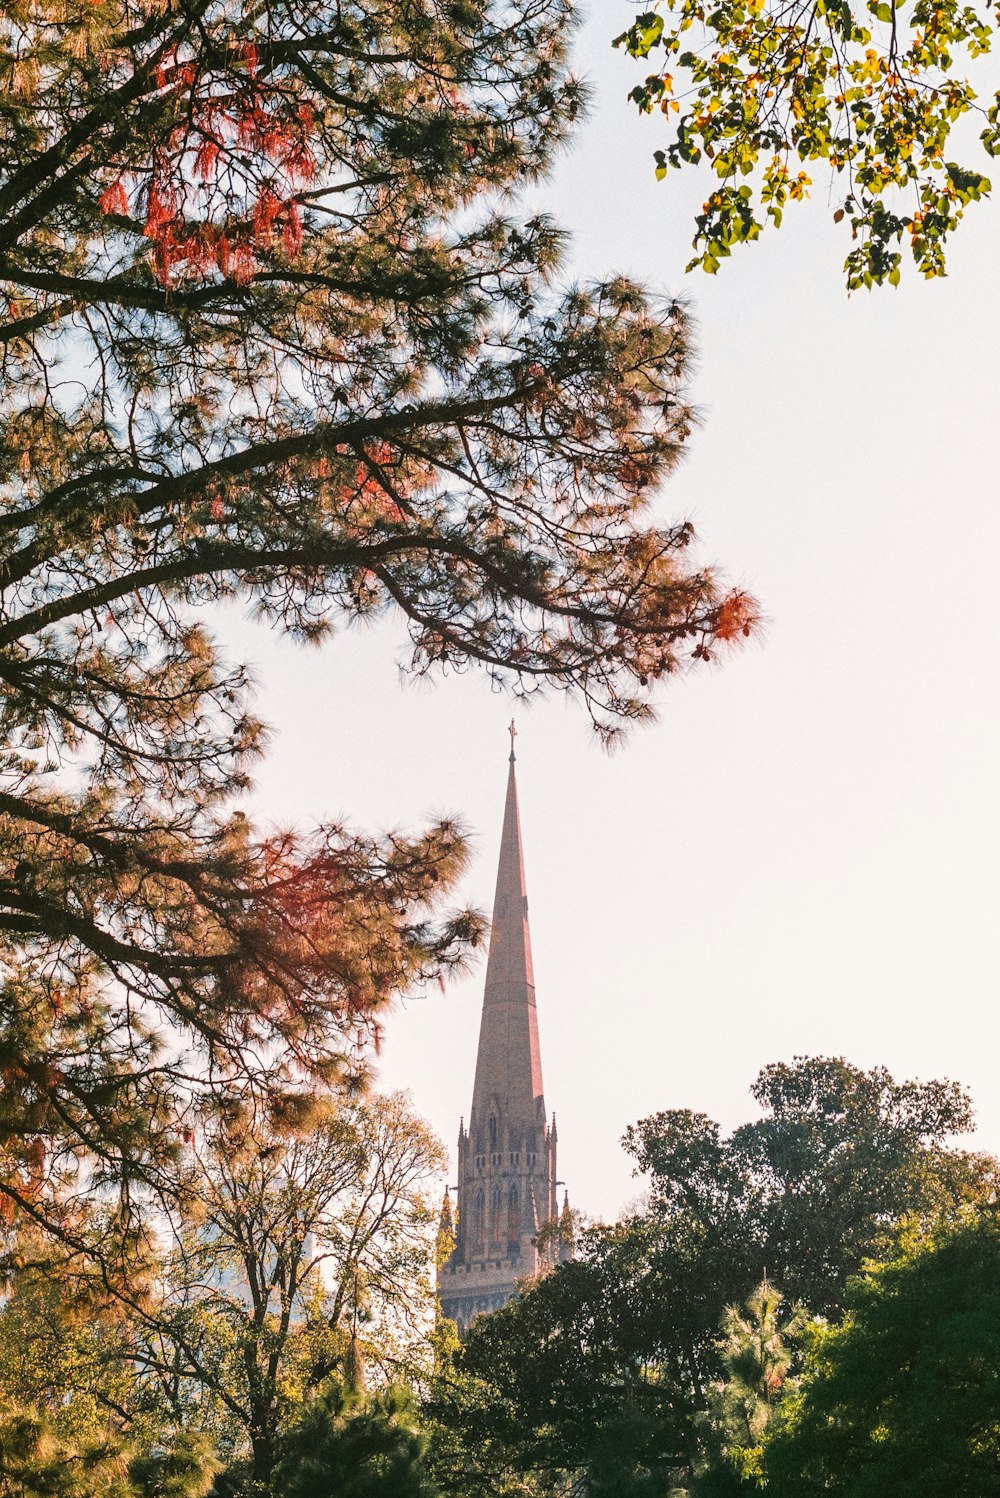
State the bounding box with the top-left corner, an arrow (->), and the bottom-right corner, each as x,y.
470,726 -> 544,1126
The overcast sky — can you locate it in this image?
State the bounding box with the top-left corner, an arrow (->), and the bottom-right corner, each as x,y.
222,7 -> 1000,1223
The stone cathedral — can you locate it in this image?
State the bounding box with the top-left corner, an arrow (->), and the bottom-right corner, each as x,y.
438,729 -> 570,1333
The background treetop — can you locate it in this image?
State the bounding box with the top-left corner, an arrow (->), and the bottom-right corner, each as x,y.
615,0 -> 998,285
624,1055 -> 997,1312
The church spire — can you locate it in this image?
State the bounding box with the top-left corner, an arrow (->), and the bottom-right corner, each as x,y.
470,725 -> 543,1124
438,728 -> 565,1334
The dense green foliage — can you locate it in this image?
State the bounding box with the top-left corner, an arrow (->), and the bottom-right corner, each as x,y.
430,1058 -> 997,1494
765,1213 -> 1000,1494
275,1385 -> 440,1498
429,1246 -> 696,1494
626,1055 -> 996,1315
0,0 -> 757,1278
0,1246 -> 154,1447
615,0 -> 999,284
0,1404 -> 216,1498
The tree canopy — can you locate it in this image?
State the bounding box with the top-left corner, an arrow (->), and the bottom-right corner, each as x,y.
429,1058 -> 998,1495
764,1212 -> 1000,1494
0,1088 -> 445,1496
0,1057 -> 996,1498
615,0 -> 998,285
136,1092 -> 444,1488
625,1054 -> 997,1314
0,0 -> 758,1272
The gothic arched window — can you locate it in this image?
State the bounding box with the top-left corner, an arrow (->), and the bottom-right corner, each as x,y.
473,1189 -> 485,1249
491,1184 -> 501,1239
507,1183 -> 520,1239
488,1115 -> 498,1149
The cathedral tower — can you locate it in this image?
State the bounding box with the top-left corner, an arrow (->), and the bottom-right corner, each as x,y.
438,728 -> 567,1333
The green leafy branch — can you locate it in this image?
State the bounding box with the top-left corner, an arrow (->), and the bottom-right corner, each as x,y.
615,0 -> 998,285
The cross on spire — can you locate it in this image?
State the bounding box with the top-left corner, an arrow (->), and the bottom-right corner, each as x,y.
508,717 -> 517,763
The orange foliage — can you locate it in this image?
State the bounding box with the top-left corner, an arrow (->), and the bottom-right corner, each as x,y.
24,1137 -> 45,1178
617,453 -> 657,492
98,178 -> 129,216
712,589 -> 758,642
253,188 -> 283,239
97,49 -> 317,286
142,177 -> 176,239
194,137 -> 220,181
282,201 -> 303,256
333,442 -> 411,522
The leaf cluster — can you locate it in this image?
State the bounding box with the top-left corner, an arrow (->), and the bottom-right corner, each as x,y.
615,0 -> 997,284
0,1089 -> 445,1497
625,1053 -> 996,1314
124,1092 -> 445,1486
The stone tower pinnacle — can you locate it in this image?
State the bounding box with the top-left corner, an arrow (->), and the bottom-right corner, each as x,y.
438,730 -> 565,1333
470,731 -> 543,1128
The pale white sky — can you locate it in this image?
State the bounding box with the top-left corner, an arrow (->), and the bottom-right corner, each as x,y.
222,9 -> 1000,1223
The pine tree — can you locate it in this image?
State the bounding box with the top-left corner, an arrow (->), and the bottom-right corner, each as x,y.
692,1280 -> 807,1495
0,0 -> 756,1267
0,1404 -> 217,1498
274,1384 -> 440,1498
